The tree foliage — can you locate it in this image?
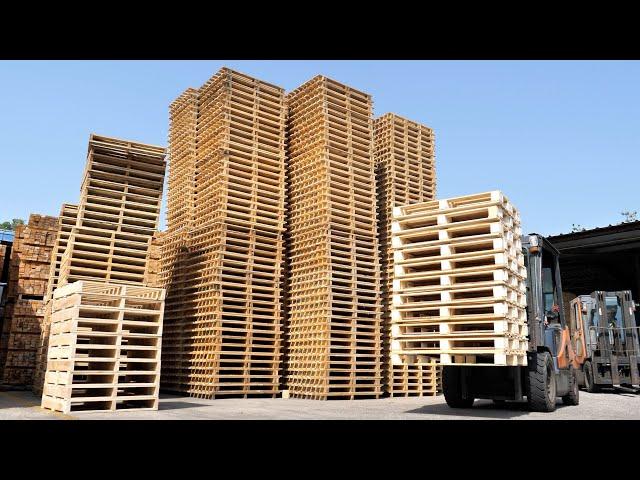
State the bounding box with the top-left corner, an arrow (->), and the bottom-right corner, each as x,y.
0,218 -> 25,231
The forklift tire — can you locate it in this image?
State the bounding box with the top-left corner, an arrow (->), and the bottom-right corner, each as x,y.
443,366 -> 474,408
527,351 -> 557,412
583,361 -> 600,393
562,368 -> 580,406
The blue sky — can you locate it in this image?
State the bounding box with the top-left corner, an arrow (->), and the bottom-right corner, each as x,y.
0,60 -> 638,235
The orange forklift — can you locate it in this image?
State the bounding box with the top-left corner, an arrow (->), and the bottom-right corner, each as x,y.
568,291 -> 640,392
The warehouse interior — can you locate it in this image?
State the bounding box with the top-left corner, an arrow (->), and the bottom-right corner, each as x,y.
548,221 -> 640,325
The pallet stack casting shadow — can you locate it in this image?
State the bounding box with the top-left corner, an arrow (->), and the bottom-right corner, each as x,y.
374,113 -> 441,396
390,191 -> 528,368
0,215 -> 58,387
40,135 -> 167,413
285,76 -> 382,399
160,68 -> 286,398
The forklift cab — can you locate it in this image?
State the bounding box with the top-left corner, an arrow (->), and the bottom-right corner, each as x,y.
523,234 -> 568,366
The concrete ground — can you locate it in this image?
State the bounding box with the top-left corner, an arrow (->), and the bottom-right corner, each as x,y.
0,389 -> 638,419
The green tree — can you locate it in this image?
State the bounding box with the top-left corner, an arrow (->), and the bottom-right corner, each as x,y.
0,218 -> 24,231
621,210 -> 638,223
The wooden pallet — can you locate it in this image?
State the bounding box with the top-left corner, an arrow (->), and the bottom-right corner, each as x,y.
390,191 -> 528,367
373,113 -> 439,396
160,68 -> 286,398
41,281 -> 165,413
284,75 -> 382,399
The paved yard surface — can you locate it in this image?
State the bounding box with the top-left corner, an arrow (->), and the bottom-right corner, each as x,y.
1,389 -> 638,420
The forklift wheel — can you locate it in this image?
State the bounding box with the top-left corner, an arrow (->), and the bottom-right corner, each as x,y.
443,366 -> 474,408
583,361 -> 600,393
527,351 -> 557,412
562,368 -> 580,406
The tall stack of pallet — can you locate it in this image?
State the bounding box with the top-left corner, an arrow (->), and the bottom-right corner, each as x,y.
374,113 -> 440,396
0,215 -> 58,386
161,68 -> 286,398
285,76 -> 382,399
33,204 -> 78,395
58,135 -> 166,286
390,191 -> 528,368
41,281 -> 165,413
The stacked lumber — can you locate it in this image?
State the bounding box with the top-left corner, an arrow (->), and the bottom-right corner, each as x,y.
58,135 -> 166,286
143,231 -> 164,288
285,76 -> 382,399
0,215 -> 58,386
391,191 -> 528,367
374,112 -> 440,396
161,68 -> 286,398
33,204 -> 78,395
41,281 -> 165,413
0,243 -> 6,278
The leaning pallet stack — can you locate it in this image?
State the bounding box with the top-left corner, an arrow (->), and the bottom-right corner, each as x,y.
390,191 -> 528,368
0,215 -> 58,386
58,135 -> 166,286
33,204 -> 78,395
41,281 -> 164,414
161,68 -> 286,398
285,76 -> 382,399
40,134 -> 167,413
373,112 -> 440,396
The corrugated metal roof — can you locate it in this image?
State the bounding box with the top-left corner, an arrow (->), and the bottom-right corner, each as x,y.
549,220 -> 640,241
0,229 -> 14,243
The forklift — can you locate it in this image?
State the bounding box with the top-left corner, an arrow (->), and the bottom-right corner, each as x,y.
568,291 -> 640,392
443,234 -> 580,412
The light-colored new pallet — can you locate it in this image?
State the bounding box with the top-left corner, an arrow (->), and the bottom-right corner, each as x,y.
41,280 -> 165,414
390,191 -> 527,368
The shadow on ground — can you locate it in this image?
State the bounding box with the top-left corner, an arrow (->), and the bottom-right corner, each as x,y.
159,401 -> 210,411
405,399 -> 570,419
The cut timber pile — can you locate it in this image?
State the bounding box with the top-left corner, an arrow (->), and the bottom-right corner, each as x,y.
374,112 -> 439,397
33,204 -> 78,395
41,281 -> 164,413
0,215 -> 58,386
161,68 -> 286,398
285,76 -> 382,399
59,135 -> 166,286
143,231 -> 164,288
391,191 -> 527,367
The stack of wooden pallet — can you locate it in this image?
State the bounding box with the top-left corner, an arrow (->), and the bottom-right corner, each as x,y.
0,214 -> 58,386
285,76 -> 382,399
58,135 -> 166,286
41,281 -> 164,413
160,68 -> 286,398
37,134 -> 167,412
374,112 -> 440,396
32,204 -> 78,395
390,191 -> 528,367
